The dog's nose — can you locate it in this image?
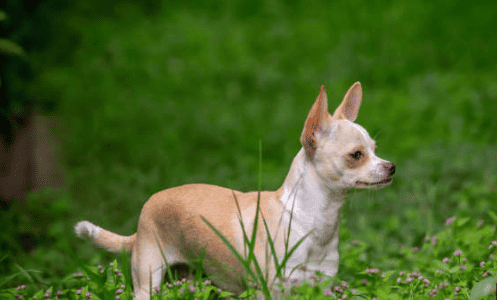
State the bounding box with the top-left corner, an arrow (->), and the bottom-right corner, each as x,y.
386,162 -> 396,175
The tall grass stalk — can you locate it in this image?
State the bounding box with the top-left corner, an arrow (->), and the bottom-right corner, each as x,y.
202,141 -> 314,299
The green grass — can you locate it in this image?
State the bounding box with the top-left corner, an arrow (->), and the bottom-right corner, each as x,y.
1,0 -> 497,298
2,210 -> 496,299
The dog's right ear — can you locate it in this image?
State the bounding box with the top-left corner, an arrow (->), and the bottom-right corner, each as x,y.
332,82 -> 362,121
301,85 -> 330,160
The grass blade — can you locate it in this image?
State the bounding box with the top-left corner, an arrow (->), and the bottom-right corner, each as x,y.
201,216 -> 257,282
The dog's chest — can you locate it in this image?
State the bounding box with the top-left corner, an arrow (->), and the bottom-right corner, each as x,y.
281,212 -> 340,270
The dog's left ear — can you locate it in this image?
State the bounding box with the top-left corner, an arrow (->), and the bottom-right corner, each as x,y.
301,85 -> 331,160
332,82 -> 362,121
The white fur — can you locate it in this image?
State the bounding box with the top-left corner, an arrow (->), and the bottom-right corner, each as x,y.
75,221 -> 101,239
279,149 -> 344,279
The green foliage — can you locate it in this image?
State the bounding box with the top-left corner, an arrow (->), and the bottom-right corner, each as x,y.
0,10 -> 24,89
2,218 -> 496,299
0,38 -> 25,57
0,189 -> 73,278
470,277 -> 497,300
1,0 -> 497,298
0,11 -> 25,58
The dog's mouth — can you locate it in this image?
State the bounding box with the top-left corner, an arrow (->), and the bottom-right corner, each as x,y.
355,177 -> 392,188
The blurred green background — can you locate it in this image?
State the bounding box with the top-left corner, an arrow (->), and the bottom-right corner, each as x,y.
1,0 -> 496,287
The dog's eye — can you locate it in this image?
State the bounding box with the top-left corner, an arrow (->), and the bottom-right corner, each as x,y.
350,150 -> 362,160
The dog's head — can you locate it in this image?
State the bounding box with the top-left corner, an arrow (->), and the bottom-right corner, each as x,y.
301,83 -> 395,190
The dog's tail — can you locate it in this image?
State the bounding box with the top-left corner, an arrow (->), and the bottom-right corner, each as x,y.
75,221 -> 136,253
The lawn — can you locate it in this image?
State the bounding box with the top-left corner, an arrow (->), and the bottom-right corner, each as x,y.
1,0 -> 496,299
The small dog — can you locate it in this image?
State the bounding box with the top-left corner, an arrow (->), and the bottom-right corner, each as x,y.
75,82 -> 395,299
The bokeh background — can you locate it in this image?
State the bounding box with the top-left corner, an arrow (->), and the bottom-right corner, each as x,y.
1,0 -> 496,288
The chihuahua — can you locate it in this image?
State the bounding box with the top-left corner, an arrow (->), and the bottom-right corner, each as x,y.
75,82 -> 395,299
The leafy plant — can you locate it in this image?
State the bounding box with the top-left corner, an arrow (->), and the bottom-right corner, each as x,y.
0,10 -> 25,88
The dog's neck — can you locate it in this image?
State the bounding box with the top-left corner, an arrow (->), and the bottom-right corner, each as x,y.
280,148 -> 346,229
277,148 -> 346,271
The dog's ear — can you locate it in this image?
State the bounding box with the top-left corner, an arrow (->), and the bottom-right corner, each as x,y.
301,85 -> 330,160
332,82 -> 362,121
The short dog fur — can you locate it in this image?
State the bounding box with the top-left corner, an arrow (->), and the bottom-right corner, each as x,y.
75,82 -> 395,299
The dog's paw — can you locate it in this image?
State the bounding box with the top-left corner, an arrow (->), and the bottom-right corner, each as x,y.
75,221 -> 100,239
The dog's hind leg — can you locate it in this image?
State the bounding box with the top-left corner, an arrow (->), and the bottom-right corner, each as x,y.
131,236 -> 166,300
131,222 -> 187,300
